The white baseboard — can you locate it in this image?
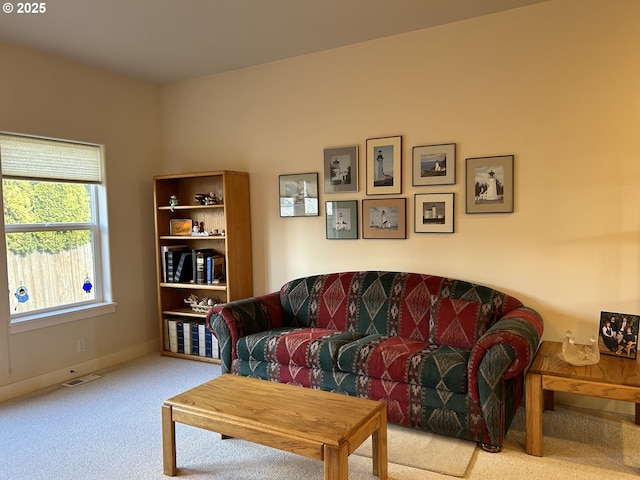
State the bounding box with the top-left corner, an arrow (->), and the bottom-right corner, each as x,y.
0,340 -> 157,403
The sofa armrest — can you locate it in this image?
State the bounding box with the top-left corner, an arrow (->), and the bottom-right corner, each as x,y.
468,306 -> 544,404
205,292 -> 283,374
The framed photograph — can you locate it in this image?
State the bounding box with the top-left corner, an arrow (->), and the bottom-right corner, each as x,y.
325,200 -> 358,239
412,143 -> 456,186
169,218 -> 193,236
465,155 -> 514,214
279,172 -> 319,217
324,145 -> 358,193
599,311 -> 638,360
366,135 -> 402,195
362,198 -> 406,239
414,193 -> 454,233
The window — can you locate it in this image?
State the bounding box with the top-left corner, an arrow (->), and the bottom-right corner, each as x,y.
0,133 -> 115,332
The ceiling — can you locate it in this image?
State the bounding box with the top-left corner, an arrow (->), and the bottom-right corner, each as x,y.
0,0 -> 548,85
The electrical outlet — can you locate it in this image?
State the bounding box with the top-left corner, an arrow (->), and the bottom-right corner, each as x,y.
77,338 -> 86,352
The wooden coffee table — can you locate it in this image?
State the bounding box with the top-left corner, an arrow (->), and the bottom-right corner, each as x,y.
525,340 -> 640,456
162,374 -> 387,479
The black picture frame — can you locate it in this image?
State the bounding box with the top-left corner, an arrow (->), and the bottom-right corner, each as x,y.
599,311 -> 638,360
465,155 -> 514,214
325,200 -> 358,239
279,172 -> 319,217
324,145 -> 358,193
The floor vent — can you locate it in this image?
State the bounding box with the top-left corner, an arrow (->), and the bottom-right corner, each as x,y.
62,373 -> 101,388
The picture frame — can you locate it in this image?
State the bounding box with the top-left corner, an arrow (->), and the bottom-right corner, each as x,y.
414,193 -> 454,233
598,311 -> 638,360
169,218 -> 193,236
412,143 -> 456,186
366,135 -> 402,195
279,172 -> 319,217
325,200 -> 358,239
465,155 -> 514,214
324,145 -> 358,193
362,198 -> 406,239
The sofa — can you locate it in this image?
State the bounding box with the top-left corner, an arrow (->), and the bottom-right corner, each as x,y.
206,271 -> 543,451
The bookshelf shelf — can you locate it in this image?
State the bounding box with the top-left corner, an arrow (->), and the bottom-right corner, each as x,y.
158,204 -> 224,211
154,170 -> 253,363
160,282 -> 227,291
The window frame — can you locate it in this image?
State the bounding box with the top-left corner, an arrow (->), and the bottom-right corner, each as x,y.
0,133 -> 116,334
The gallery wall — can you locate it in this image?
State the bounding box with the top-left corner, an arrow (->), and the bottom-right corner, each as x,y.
161,0 -> 640,413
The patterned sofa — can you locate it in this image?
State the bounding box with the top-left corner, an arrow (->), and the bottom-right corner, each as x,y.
206,271 -> 543,451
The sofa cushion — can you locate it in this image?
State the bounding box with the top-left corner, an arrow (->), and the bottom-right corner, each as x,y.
336,334 -> 470,394
236,327 -> 366,371
430,297 -> 488,349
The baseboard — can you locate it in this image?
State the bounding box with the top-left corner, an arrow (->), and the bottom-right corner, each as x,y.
0,340 -> 158,403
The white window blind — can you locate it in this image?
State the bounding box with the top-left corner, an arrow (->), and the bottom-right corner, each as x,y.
0,134 -> 102,183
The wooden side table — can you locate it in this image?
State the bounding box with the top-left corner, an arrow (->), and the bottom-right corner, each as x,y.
525,340 -> 640,456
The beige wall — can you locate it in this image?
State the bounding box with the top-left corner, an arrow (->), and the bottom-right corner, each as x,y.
161,0 -> 640,412
0,42 -> 162,398
0,0 -> 638,413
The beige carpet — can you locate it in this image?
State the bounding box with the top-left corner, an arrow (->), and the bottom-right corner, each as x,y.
355,423 -> 476,477
1,353 -> 638,479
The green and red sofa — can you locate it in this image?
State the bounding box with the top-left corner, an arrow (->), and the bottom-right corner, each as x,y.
206,271 -> 543,451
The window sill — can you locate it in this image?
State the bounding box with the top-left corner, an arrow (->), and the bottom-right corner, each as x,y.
9,302 -> 118,334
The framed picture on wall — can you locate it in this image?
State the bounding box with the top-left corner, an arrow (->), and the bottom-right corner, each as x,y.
325,200 -> 358,239
465,155 -> 514,214
324,145 -> 358,193
412,143 -> 456,186
279,172 -> 319,217
414,193 -> 454,233
599,311 -> 638,360
362,198 -> 406,239
366,135 -> 402,195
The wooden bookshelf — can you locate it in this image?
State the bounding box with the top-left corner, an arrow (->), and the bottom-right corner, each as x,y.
153,171 -> 252,363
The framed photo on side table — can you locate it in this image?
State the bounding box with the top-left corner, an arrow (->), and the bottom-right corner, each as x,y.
325,200 -> 358,239
324,146 -> 358,193
465,155 -> 514,214
366,136 -> 402,195
412,143 -> 456,186
598,311 -> 638,360
279,172 -> 319,217
362,198 -> 406,239
414,193 -> 454,233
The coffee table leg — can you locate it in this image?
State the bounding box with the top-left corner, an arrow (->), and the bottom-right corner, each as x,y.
162,404 -> 177,476
324,443 -> 348,480
525,372 -> 544,456
371,413 -> 388,479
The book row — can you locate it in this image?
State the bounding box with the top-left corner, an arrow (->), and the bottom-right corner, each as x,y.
164,318 -> 220,359
161,245 -> 225,284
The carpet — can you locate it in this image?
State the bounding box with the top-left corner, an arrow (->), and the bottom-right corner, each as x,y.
0,353 -> 477,480
354,423 -> 476,477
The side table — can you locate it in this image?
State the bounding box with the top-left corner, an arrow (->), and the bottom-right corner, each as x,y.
525,340 -> 640,456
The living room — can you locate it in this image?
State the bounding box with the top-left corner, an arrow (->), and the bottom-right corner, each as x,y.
0,0 -> 637,471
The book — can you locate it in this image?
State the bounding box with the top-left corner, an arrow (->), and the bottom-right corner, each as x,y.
173,251 -> 193,283
191,322 -> 200,356
167,319 -> 178,353
206,255 -> 225,284
160,245 -> 187,282
177,321 -> 185,353
198,323 -> 207,357
183,321 -> 192,355
193,249 -> 216,284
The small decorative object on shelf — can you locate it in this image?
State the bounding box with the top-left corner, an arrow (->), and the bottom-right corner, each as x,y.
194,192 -> 223,205
559,330 -> 600,366
184,294 -> 216,313
169,195 -> 179,212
